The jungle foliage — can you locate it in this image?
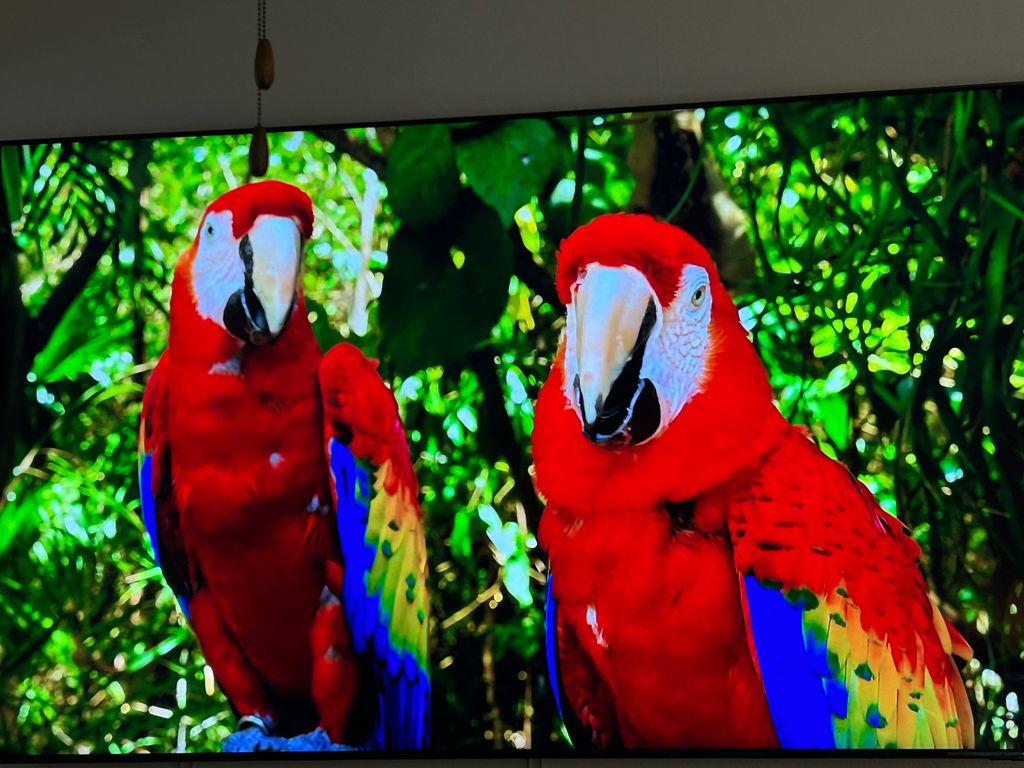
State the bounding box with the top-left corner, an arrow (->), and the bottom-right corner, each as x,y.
0,86 -> 1022,755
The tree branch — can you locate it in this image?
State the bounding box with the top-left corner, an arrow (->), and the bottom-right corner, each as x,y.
27,229 -> 112,358
0,151 -> 30,483
629,112 -> 756,287
316,129 -> 386,177
467,345 -> 544,533
510,231 -> 562,312
570,115 -> 586,230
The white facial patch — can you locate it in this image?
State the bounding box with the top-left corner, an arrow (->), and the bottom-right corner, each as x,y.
191,210 -> 241,331
640,264 -> 712,434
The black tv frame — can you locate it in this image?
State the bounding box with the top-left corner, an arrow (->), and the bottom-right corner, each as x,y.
2,77 -> 1022,763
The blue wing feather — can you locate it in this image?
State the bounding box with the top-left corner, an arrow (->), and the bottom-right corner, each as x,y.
545,572 -> 596,748
742,575 -> 835,748
545,574 -> 567,725
139,454 -> 160,567
328,437 -> 430,750
138,452 -> 189,619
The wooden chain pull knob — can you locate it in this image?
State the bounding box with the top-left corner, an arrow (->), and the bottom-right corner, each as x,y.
250,125 -> 269,177
249,0 -> 272,177
255,38 -> 274,90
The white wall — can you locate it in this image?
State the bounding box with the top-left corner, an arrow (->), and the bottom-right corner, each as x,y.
2,0 -> 1023,143
0,0 -> 1019,765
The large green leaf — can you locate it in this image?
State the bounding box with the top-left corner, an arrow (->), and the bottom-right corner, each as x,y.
0,483 -> 41,558
454,119 -> 567,222
379,192 -> 512,374
31,289 -> 130,384
812,393 -> 850,452
384,124 -> 459,226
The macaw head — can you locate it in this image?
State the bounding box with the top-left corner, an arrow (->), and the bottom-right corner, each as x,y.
555,213 -> 747,448
184,180 -> 314,345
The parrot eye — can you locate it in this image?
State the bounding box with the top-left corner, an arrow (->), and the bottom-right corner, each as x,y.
206,224 -> 214,236
690,285 -> 707,307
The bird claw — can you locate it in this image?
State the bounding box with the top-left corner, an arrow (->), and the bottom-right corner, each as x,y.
237,714 -> 272,735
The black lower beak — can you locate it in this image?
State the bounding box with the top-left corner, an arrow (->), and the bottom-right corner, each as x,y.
578,376 -> 661,447
224,286 -> 272,345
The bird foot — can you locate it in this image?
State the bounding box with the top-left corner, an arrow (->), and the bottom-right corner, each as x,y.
237,714 -> 272,734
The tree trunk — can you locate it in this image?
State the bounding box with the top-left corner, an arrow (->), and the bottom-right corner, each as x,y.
628,111 -> 756,288
0,154 -> 28,486
128,142 -> 154,367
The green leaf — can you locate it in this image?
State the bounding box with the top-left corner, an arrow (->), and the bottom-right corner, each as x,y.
988,188 -> 1024,223
951,91 -> 974,170
477,503 -> 502,530
477,503 -> 533,607
450,509 -> 473,560
809,324 -> 838,358
502,552 -> 533,607
0,484 -> 41,557
822,362 -> 856,394
1,145 -> 23,220
32,291 -> 130,383
454,119 -> 567,222
125,629 -> 188,673
980,219 -> 1015,421
385,124 -> 459,226
379,191 -> 512,374
814,394 -> 849,452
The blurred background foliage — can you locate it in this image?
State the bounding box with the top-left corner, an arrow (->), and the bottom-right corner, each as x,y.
0,85 -> 1022,755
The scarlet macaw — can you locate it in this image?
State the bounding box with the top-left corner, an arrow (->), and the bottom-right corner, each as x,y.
533,213 -> 974,749
138,181 -> 429,749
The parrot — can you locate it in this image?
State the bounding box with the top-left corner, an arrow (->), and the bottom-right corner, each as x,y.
137,180 -> 430,749
533,213 -> 975,750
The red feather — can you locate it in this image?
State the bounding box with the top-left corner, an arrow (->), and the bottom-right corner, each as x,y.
727,428 -> 970,690
555,212 -> 716,306
204,180 -> 314,239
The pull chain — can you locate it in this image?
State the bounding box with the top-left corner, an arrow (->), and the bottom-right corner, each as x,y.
250,0 -> 273,177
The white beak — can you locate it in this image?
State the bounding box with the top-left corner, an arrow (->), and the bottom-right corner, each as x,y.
572,264 -> 659,439
248,214 -> 303,337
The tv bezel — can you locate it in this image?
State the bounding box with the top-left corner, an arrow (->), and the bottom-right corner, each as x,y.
1,77 -> 1022,763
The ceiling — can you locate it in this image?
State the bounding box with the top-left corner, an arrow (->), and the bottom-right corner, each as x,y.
1,0 -> 1022,143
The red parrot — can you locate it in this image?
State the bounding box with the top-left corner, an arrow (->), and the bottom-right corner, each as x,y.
138,181 -> 429,749
533,213 -> 975,750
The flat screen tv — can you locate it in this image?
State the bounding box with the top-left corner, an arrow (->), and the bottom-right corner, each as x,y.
0,81 -> 1022,760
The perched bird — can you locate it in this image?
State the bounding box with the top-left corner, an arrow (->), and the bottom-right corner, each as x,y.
533,213 -> 974,750
138,181 -> 429,749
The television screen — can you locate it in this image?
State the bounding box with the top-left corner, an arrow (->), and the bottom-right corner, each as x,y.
0,82 -> 1022,758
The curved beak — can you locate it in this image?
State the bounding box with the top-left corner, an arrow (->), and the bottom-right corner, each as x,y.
571,265 -> 662,446
223,214 -> 303,344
